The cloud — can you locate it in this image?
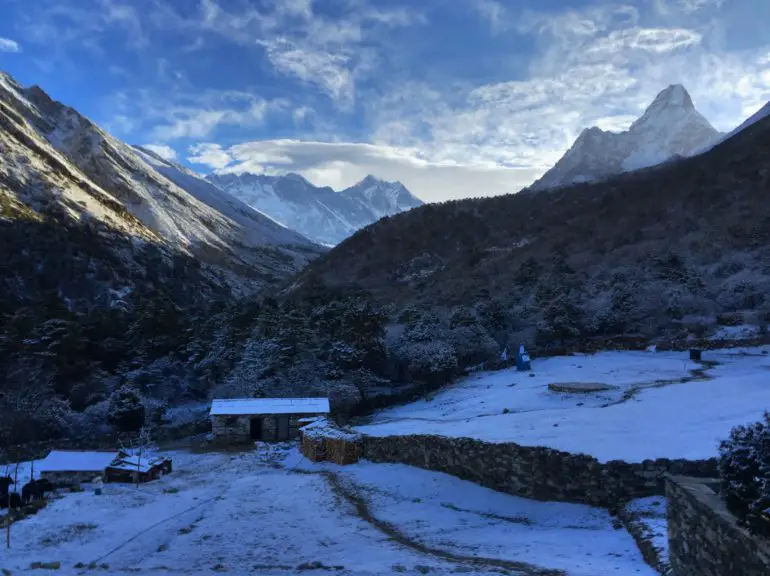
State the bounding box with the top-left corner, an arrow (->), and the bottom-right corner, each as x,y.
188,143 -> 233,171
353,0 -> 770,195
470,0 -> 508,35
155,0 -> 424,107
106,87 -> 283,141
0,38 -> 21,53
186,139 -> 539,202
141,143 -> 177,161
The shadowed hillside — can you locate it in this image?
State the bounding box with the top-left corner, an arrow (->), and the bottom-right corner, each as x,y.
292,113 -> 770,349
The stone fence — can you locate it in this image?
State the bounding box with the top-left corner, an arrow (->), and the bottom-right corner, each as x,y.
666,475 -> 770,576
361,434 -> 717,509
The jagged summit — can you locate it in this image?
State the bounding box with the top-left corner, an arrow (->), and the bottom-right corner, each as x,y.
207,171 -> 422,245
529,84 -> 722,192
649,84 -> 694,109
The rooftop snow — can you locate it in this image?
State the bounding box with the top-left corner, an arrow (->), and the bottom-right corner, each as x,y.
37,450 -> 121,473
210,397 -> 330,416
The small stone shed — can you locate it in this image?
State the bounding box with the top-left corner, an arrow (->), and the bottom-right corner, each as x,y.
210,397 -> 330,444
105,455 -> 172,484
38,450 -> 124,487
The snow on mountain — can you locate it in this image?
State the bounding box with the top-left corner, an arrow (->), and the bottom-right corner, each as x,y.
131,146 -> 309,247
712,100 -> 770,147
208,172 -> 423,246
0,70 -> 320,289
529,85 -> 723,192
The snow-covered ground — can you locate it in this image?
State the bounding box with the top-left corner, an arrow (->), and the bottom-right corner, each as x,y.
623,496 -> 669,570
356,348 -> 770,462
0,447 -> 656,575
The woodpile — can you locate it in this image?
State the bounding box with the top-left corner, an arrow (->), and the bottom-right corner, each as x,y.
300,435 -> 326,462
299,417 -> 362,466
325,437 -> 362,465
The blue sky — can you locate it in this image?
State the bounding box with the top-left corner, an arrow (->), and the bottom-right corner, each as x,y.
0,0 -> 769,201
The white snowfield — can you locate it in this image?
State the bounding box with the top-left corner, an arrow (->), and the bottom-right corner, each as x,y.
356,348 -> 770,462
0,448 -> 656,575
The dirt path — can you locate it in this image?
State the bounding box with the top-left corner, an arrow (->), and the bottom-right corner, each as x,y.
600,360 -> 718,408
296,468 -> 566,576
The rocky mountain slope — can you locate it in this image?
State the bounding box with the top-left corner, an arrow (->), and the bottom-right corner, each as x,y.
293,102 -> 770,357
0,72 -> 320,289
529,85 -> 722,192
0,70 -> 324,444
208,172 -> 423,245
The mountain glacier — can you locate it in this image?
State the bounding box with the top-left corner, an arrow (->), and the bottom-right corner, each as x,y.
208,172 -> 423,246
529,85 -> 723,192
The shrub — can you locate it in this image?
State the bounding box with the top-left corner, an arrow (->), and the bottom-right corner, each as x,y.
718,412 -> 770,535
108,385 -> 146,432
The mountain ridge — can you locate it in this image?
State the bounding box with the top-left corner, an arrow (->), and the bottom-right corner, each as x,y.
207,171 -> 423,245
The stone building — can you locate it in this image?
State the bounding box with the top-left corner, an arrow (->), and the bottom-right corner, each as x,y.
209,398 -> 331,444
38,450 -> 124,487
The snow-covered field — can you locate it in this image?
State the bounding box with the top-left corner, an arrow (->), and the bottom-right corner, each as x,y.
0,446 -> 656,575
356,348 -> 770,462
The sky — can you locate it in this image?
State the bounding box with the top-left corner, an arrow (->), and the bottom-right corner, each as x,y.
0,0 -> 769,202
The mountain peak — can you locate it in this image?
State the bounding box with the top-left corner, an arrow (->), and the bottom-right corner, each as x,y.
528,83 -> 721,192
650,84 -> 694,110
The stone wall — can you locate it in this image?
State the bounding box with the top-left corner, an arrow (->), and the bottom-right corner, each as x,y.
362,434 -> 717,509
211,415 -> 251,443
666,475 -> 770,576
212,414 -> 316,443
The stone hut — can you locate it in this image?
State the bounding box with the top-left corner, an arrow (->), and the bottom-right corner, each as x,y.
209,398 -> 331,444
105,455 -> 172,484
38,450 -> 124,487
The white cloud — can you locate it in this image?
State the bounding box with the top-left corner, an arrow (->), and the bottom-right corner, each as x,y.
188,143 -> 233,171
163,0 -> 424,107
353,1 -> 770,196
106,87 -> 282,141
186,139 -> 539,202
141,143 -> 177,161
0,38 -> 21,53
470,0 -> 508,35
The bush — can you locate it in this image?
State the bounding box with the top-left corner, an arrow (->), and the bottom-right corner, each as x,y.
108,385 -> 146,432
718,412 -> 770,535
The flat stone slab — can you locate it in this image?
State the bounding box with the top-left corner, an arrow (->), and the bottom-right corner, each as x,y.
548,382 -> 619,393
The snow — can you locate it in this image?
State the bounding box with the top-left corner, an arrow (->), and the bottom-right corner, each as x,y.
530,84 -> 722,192
108,455 -> 168,473
624,496 -> 669,568
209,397 -> 330,416
301,417 -> 361,441
0,447 -> 657,575
356,348 -> 770,462
715,100 -> 770,145
37,451 -> 122,473
209,172 -> 422,246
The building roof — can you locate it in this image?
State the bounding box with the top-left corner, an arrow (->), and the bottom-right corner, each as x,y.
210,397 -> 330,416
108,455 -> 168,473
37,450 -> 122,473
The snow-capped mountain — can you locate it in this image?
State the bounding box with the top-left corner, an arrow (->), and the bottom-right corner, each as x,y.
713,100 -> 770,146
208,172 -> 423,245
529,85 -> 723,192
0,71 -> 319,290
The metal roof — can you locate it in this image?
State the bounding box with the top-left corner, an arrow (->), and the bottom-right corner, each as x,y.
37,450 -> 122,473
209,397 -> 330,416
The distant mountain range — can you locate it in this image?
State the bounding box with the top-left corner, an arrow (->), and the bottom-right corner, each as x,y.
529,85 -> 723,192
208,172 -> 423,246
